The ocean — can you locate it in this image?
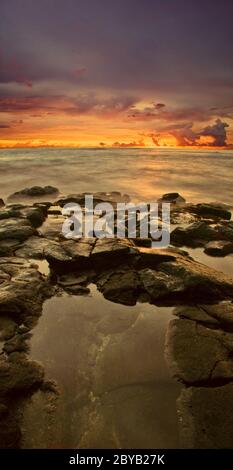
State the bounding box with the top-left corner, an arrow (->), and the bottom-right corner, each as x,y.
0,147 -> 232,205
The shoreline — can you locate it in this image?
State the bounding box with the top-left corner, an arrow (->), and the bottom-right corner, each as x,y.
0,188 -> 233,448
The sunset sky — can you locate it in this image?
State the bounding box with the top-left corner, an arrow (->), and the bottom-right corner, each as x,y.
0,0 -> 233,149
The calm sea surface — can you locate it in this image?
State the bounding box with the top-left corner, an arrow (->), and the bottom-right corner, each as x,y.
0,147 -> 232,204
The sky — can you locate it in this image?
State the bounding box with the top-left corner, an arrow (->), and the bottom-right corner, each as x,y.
0,0 -> 233,148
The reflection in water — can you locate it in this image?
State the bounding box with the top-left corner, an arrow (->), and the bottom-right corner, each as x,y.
22,286 -> 180,449
186,248 -> 233,277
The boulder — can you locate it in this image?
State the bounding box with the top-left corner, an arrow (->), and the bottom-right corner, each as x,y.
171,221 -> 218,247
158,192 -> 186,205
174,305 -> 220,327
216,223 -> 233,242
0,239 -> 21,256
0,356 -> 44,397
0,218 -> 36,241
188,202 -> 231,220
21,207 -> 46,228
0,209 -> 21,220
204,240 -> 233,257
0,257 -> 51,317
9,186 -> 59,200
96,266 -> 141,305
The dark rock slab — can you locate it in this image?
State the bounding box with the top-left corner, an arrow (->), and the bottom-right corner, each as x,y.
171,221 -> 218,247
188,202 -> 231,220
21,207 -> 47,228
197,302 -> 233,327
0,356 -> 44,397
0,257 -> 51,317
96,266 -> 141,305
0,209 -> 21,220
204,240 -> 233,257
0,218 -> 36,241
158,193 -> 186,205
56,191 -> 130,208
141,249 -> 233,302
9,186 -> 59,200
216,223 -> 233,242
0,404 -> 21,448
165,318 -> 233,384
0,239 -> 21,256
177,384 -> 233,448
0,317 -> 17,341
174,305 -> 220,327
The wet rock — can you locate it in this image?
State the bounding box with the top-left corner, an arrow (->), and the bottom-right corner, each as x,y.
140,248 -> 233,302
0,405 -> 21,448
17,324 -> 30,334
0,209 -> 21,220
47,206 -> 62,215
57,272 -> 90,287
63,285 -> 90,295
178,384 -> 233,448
0,403 -> 8,419
0,239 -> 21,256
0,356 -> 44,397
170,210 -> 197,225
0,317 -> 17,341
9,186 -> 59,200
21,207 -> 46,228
174,305 -> 220,327
62,239 -> 95,259
56,191 -> 130,208
188,202 -> 231,220
166,318 -> 233,384
133,238 -> 152,248
3,333 -> 30,354
96,266 -> 141,305
5,203 -> 27,210
0,218 -> 36,241
171,221 -> 218,247
197,302 -> 233,327
39,215 -> 65,240
0,257 -> 51,317
44,243 -> 72,264
92,238 -> 137,267
139,268 -> 184,301
15,236 -> 63,260
158,192 -> 186,205
204,240 -> 233,257
135,246 -> 187,269
216,223 -> 233,242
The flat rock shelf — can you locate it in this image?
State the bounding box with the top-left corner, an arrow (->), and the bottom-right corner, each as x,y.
0,190 -> 233,448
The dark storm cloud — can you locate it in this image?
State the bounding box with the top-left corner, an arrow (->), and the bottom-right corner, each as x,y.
150,119 -> 230,147
201,119 -> 229,147
1,0 -> 233,96
0,94 -> 136,116
128,104 -> 216,122
1,0 -> 233,147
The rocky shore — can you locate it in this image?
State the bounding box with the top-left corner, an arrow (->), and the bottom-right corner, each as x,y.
0,187 -> 233,448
